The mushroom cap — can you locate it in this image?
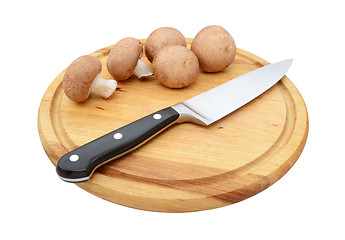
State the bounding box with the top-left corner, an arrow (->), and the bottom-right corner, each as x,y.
107,37 -> 143,80
191,25 -> 236,72
152,45 -> 199,89
63,55 -> 102,102
145,27 -> 186,63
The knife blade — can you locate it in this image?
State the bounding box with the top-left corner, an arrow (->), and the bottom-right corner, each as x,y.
56,59 -> 293,183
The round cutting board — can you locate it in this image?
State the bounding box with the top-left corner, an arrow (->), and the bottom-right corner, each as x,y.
38,39 -> 308,212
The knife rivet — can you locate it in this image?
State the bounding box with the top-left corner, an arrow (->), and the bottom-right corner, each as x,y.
153,114 -> 162,120
69,154 -> 79,162
114,133 -> 123,140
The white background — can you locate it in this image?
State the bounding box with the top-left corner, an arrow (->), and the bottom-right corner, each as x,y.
1,0 -> 344,239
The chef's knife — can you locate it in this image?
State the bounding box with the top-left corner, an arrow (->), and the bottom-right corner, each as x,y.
56,59 -> 293,183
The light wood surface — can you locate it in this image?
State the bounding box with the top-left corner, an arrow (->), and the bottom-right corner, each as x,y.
38,39 -> 308,212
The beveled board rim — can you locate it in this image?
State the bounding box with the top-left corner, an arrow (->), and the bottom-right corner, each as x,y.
38,39 -> 308,212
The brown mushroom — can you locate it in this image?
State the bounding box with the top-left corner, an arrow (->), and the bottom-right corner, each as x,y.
63,55 -> 117,103
152,45 -> 199,88
145,27 -> 187,62
191,25 -> 236,72
107,37 -> 152,81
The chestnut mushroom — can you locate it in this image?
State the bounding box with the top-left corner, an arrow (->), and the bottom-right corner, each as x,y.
152,45 -> 199,88
63,55 -> 117,103
107,37 -> 152,81
144,27 -> 187,62
191,25 -> 236,72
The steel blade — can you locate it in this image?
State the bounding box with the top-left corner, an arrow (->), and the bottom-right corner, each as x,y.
171,59 -> 293,125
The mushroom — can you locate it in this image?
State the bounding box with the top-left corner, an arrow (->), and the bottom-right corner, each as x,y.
63,55 -> 117,103
152,45 -> 199,88
107,37 -> 152,80
145,27 -> 187,62
191,25 -> 236,72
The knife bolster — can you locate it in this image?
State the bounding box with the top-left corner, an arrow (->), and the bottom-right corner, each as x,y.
171,103 -> 210,126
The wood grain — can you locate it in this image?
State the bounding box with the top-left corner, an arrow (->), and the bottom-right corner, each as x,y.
38,39 -> 309,212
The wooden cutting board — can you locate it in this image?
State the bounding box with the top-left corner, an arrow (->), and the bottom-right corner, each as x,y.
38,39 -> 308,212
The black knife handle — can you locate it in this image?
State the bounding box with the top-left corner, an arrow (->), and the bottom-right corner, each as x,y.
56,107 -> 180,183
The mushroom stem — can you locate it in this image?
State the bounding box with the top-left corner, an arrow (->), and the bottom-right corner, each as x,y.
133,59 -> 153,80
90,75 -> 117,99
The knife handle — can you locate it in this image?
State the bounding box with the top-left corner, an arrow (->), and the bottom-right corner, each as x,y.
56,107 -> 180,183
